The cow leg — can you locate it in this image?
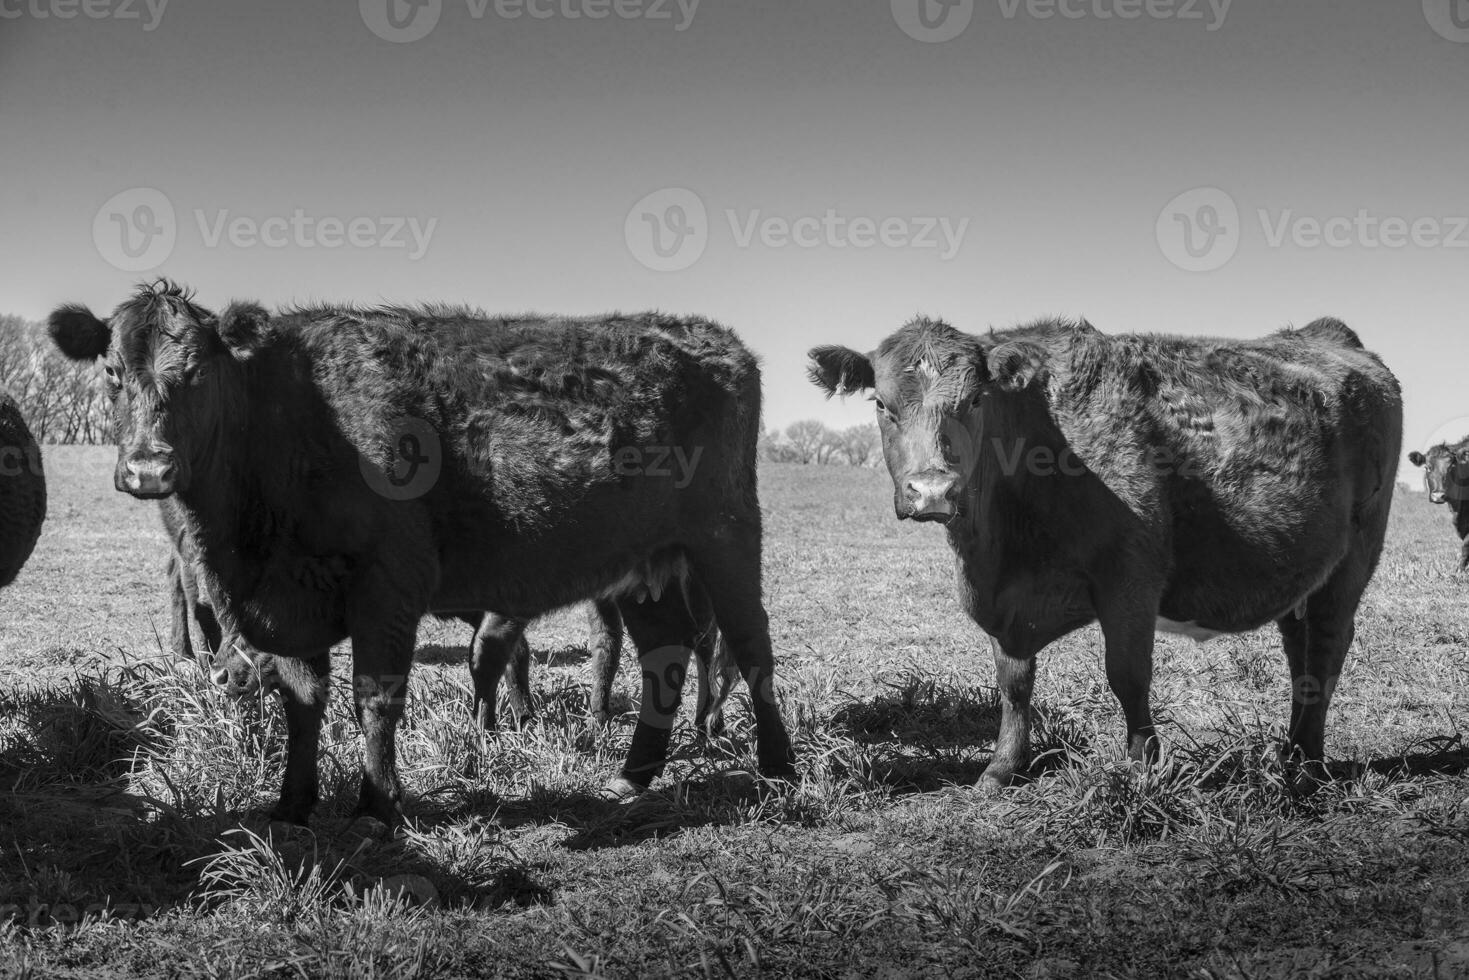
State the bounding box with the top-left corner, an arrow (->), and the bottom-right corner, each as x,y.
1099,608 -> 1159,763
348,581 -> 424,832
1287,564 -> 1369,766
166,553 -> 194,662
469,614 -> 531,730
268,651 -> 330,826
978,637 -> 1036,792
588,599 -> 623,727
686,582 -> 729,737
601,591 -> 697,799
689,537 -> 797,782
1459,536 -> 1469,573
194,597 -> 223,658
1278,610 -> 1309,750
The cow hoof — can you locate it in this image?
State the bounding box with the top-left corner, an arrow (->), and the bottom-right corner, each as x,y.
976,775 -> 1007,796
598,776 -> 646,803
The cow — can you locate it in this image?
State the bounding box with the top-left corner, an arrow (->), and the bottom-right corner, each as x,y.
808,316 -> 1401,791
161,500 -> 224,665
50,280 -> 794,830
0,393 -> 46,594
1408,439 -> 1469,571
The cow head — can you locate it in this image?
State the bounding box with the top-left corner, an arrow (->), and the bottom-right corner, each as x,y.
1409,443 -> 1469,506
808,317 -> 1049,522
48,280 -> 265,499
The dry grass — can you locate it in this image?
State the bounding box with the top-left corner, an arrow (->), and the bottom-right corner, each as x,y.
1,447 -> 1467,977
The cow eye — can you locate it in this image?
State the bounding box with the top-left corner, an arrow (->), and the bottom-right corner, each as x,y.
874,397 -> 895,421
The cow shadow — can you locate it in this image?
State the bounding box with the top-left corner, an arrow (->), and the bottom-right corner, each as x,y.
0,674 -> 549,918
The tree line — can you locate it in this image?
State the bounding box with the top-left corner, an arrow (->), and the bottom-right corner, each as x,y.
759,421 -> 881,466
0,315 -> 110,444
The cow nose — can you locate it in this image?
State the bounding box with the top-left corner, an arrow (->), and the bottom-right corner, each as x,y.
210,667 -> 231,688
122,457 -> 176,497
1430,491 -> 1447,504
904,473 -> 960,521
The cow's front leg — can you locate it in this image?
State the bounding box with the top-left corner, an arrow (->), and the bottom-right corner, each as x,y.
601,591 -> 695,800
469,613 -> 530,730
978,636 -> 1036,792
1459,536 -> 1469,573
1099,607 -> 1158,763
269,651 -> 330,825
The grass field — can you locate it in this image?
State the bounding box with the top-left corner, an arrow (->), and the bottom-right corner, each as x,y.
1,446 -> 1467,978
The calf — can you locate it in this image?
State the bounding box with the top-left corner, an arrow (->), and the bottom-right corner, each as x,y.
809,316 -> 1400,788
51,281 -> 793,829
1408,439 -> 1469,571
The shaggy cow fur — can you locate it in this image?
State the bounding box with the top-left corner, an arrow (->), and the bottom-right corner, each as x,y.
0,394 -> 45,591
50,280 -> 793,829
810,315 -> 1402,789
1408,437 -> 1469,570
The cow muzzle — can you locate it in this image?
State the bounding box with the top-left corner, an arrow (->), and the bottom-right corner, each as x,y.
117,455 -> 178,498
1430,491 -> 1447,505
901,471 -> 960,522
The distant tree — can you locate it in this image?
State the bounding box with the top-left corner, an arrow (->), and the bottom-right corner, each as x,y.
837,424 -> 881,468
785,420 -> 842,465
0,315 -> 110,444
758,428 -> 799,463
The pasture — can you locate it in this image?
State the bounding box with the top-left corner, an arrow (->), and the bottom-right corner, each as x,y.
1,447 -> 1466,978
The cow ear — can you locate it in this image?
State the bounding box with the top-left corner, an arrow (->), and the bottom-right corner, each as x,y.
48,304 -> 111,361
807,345 -> 875,397
986,340 -> 1049,392
216,302 -> 269,359
1408,451 -> 1426,467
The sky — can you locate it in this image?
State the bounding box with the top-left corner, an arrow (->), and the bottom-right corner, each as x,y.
2,0 -> 1466,481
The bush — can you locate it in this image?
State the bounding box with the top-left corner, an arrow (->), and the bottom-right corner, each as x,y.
0,315 -> 109,444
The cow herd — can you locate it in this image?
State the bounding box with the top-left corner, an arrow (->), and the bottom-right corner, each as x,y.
0,278 -> 1456,834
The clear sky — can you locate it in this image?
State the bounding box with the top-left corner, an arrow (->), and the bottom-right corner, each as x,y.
2,0 -> 1466,479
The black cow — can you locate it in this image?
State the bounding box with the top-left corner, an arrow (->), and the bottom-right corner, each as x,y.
1408,439 -> 1469,571
161,500 -> 223,665
51,281 -> 793,830
0,393 -> 46,593
809,316 -> 1400,789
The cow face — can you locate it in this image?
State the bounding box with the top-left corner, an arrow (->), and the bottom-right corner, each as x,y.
808,318 -> 1047,522
1409,444 -> 1469,506
48,280 -> 263,499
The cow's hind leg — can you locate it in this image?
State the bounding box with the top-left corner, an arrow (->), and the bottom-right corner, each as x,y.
1098,604 -> 1160,764
686,581 -> 730,737
601,591 -> 697,800
269,651 -> 330,826
978,637 -> 1036,792
470,613 -> 532,730
348,580 -> 425,833
688,535 -> 796,782
588,599 -> 623,727
1286,561 -> 1371,768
